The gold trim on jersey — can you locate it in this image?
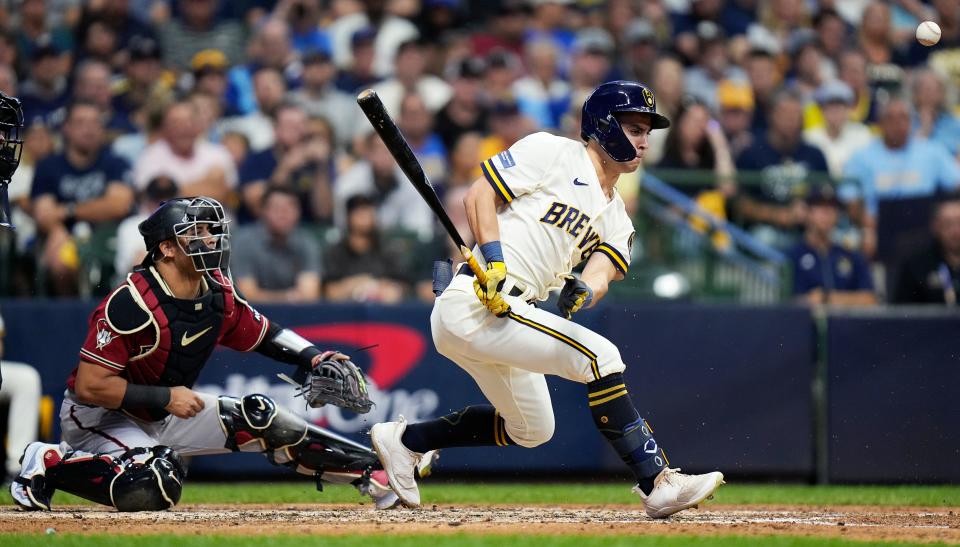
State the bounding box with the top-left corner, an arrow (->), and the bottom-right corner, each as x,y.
506,312 -> 601,380
481,159 -> 516,203
596,243 -> 629,274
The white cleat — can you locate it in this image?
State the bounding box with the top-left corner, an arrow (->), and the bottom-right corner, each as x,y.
9,442 -> 62,511
634,467 -> 725,519
370,417 -> 422,508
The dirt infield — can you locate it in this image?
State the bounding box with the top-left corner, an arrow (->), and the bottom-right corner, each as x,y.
2,504 -> 959,543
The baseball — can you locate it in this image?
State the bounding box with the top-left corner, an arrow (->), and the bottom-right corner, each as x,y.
917,20 -> 941,46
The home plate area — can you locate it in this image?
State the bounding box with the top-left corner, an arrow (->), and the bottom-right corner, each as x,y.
1,504 -> 958,543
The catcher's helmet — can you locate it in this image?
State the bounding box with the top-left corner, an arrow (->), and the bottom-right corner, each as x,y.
581,80 -> 670,162
0,91 -> 24,182
139,196 -> 231,284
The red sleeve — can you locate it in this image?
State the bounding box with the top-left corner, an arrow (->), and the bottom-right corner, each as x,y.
219,293 -> 270,352
78,301 -> 137,373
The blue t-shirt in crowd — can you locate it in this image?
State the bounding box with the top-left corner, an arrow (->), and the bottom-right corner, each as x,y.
912,112 -> 960,156
788,240 -> 874,295
30,149 -> 131,204
736,136 -> 830,174
842,138 -> 960,216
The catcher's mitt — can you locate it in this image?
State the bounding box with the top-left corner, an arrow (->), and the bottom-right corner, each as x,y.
298,356 -> 373,414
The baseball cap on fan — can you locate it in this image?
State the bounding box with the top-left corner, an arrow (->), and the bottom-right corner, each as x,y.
191,49 -> 228,75
717,80 -> 755,111
625,19 -> 657,45
814,80 -> 855,106
128,35 -> 162,62
574,28 -> 615,56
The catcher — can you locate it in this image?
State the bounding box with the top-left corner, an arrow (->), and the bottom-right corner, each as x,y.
10,196 -> 432,512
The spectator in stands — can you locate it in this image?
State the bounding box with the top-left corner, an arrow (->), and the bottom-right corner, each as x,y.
478,98 -> 532,168
684,21 -> 747,113
735,89 -> 830,249
30,101 -> 134,295
160,0 -> 244,70
333,26 -> 380,94
19,39 -> 68,127
71,59 -> 133,138
843,98 -> 960,253
834,49 -> 877,126
364,38 -> 452,120
334,132 -> 435,240
76,0 -> 156,51
225,17 -> 298,118
657,99 -> 735,193
894,200 -> 960,304
239,102 -> 333,224
803,81 -> 873,180
525,0 -> 576,59
744,44 -> 782,134
190,49 -> 231,111
716,79 -> 755,158
469,0 -> 526,58
645,56 -> 685,165
220,67 -> 285,153
786,36 -> 827,104
568,28 -> 615,99
233,186 -> 322,304
112,35 -> 169,132
133,100 -> 237,203
398,92 -> 447,185
328,0 -> 419,79
813,8 -> 848,65
483,49 -> 522,102
619,19 -> 659,85
113,175 -> 179,279
76,17 -> 119,68
911,68 -> 960,157
788,186 -> 876,306
288,50 -> 356,150
857,1 -> 909,72
13,0 -> 73,73
324,194 -> 408,303
275,0 -> 331,55
434,57 -> 488,152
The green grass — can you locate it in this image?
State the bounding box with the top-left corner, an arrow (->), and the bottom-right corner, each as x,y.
0,534 -> 952,547
42,481 -> 960,507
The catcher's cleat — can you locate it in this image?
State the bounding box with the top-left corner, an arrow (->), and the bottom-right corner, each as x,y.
634,467 -> 725,519
370,416 -> 422,508
9,442 -> 62,511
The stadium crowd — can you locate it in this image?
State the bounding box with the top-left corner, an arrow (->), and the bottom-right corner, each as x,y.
1,0 -> 960,306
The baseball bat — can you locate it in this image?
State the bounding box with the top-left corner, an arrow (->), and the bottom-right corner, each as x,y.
356,89 -> 488,284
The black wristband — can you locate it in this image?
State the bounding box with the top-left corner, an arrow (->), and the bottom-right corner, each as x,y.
121,384 -> 171,410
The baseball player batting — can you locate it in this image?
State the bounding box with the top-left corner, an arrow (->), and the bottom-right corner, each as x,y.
372,81 -> 724,517
9,195 -> 434,512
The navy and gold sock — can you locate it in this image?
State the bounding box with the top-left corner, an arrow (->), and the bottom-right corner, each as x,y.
400,405 -> 515,453
587,373 -> 668,494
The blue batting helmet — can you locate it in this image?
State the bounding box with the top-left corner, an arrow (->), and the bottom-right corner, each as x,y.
581,80 -> 670,162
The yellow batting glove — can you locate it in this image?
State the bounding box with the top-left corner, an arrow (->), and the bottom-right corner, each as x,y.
473,261 -> 510,317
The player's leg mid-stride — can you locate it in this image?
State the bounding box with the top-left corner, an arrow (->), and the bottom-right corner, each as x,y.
372,80 -> 723,517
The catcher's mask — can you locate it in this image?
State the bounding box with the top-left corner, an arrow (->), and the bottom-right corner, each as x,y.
139,196 -> 232,286
0,91 -> 23,182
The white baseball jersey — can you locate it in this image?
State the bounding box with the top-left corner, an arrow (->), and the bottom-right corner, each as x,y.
429,132 -> 634,448
479,132 -> 635,300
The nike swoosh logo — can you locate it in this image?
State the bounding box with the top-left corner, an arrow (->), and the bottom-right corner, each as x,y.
573,178 -> 589,186
181,326 -> 213,347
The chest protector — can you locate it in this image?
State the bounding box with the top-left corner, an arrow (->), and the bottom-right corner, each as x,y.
118,267 -> 233,420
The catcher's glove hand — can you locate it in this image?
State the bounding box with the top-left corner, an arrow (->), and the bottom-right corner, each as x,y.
473,261 -> 510,317
300,351 -> 373,414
